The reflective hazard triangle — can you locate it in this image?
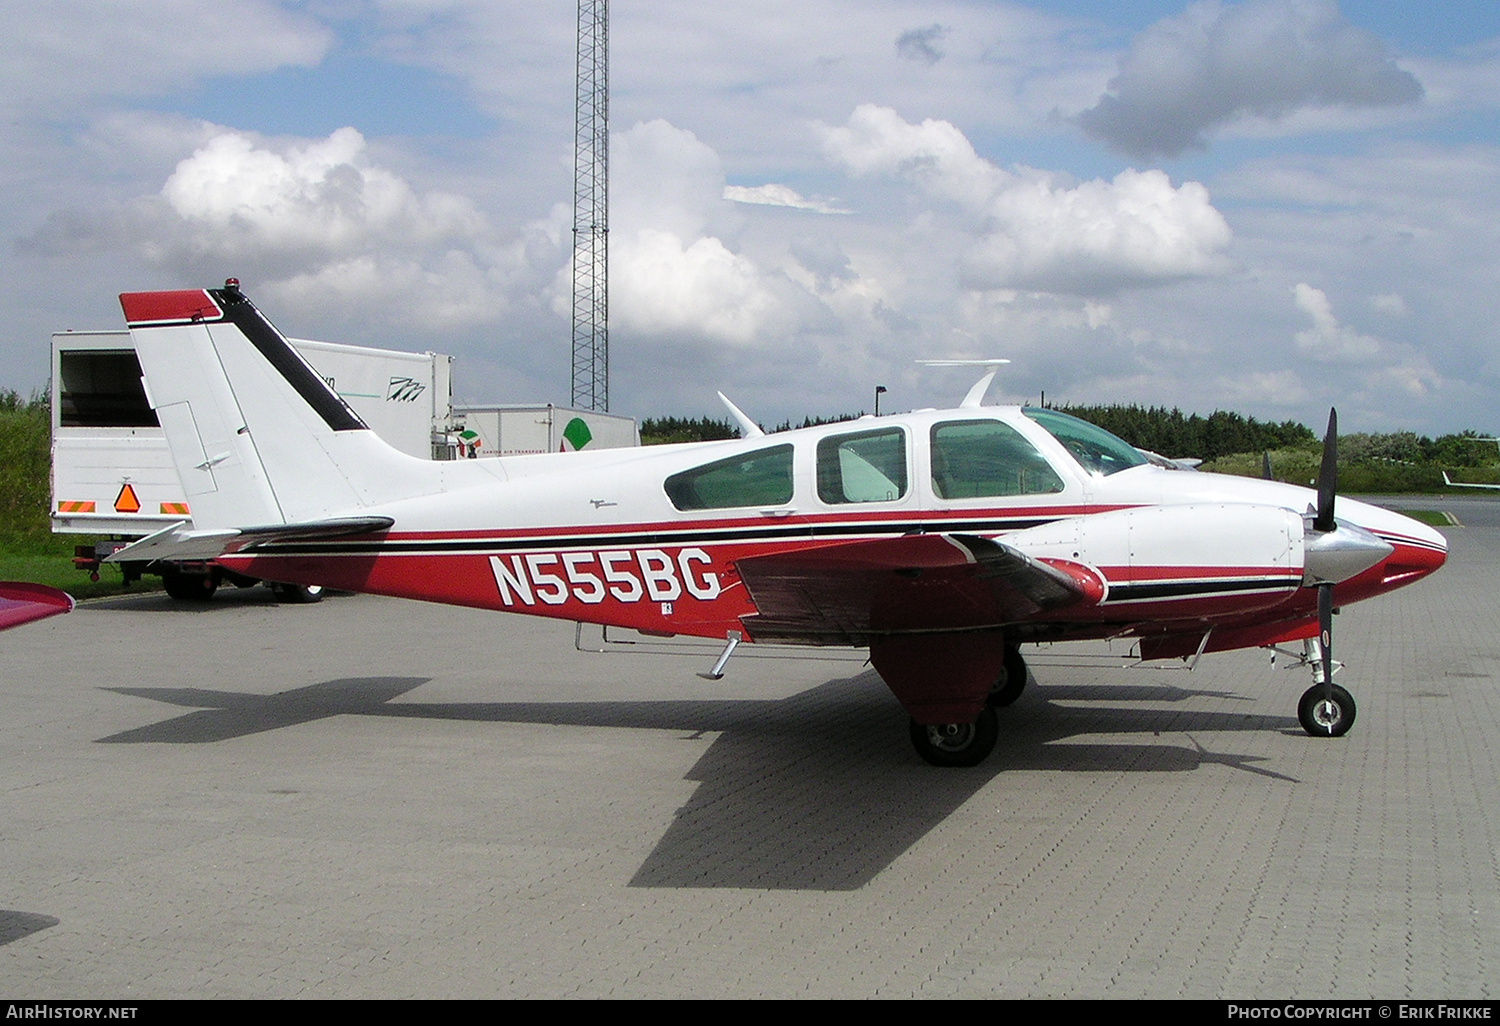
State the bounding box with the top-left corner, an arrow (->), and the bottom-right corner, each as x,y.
114,483 -> 142,514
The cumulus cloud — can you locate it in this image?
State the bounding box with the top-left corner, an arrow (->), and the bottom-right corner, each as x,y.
161,127 -> 483,259
604,120 -> 796,347
38,125 -> 541,331
823,104 -> 1232,295
610,230 -> 792,346
1077,0 -> 1424,159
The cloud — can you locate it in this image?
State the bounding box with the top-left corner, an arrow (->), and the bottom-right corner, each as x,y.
823,105 -> 1232,295
1077,0 -> 1424,158
896,25 -> 947,66
572,120 -> 799,347
24,124 -> 536,331
610,229 -> 791,346
1293,283 -> 1382,360
160,127 -> 484,259
722,184 -> 851,215
1,0 -> 332,118
1292,283 -> 1441,397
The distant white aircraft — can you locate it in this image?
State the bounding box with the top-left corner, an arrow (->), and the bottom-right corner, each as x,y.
1443,440 -> 1500,489
111,282 -> 1447,763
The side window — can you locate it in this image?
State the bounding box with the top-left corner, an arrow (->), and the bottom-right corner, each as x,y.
930,420 -> 1065,498
664,444 -> 794,511
817,428 -> 907,504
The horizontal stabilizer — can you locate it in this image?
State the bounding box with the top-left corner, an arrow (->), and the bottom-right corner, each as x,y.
737,532 -> 1094,644
107,516 -> 395,564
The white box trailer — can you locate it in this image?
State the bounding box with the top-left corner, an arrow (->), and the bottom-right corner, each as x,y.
453,404 -> 639,457
51,330 -> 456,600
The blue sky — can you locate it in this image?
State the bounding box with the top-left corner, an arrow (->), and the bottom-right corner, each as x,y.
5,1 -> 1500,435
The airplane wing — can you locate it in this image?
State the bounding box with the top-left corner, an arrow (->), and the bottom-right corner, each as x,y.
1443,471 -> 1500,490
0,583 -> 74,632
736,533 -> 1100,644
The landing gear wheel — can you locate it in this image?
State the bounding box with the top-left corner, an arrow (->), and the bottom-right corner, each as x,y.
162,570 -> 217,602
987,646 -> 1029,708
1298,683 -> 1356,737
909,706 -> 999,767
271,582 -> 325,604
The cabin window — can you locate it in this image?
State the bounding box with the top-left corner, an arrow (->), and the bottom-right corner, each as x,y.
1021,408 -> 1147,476
817,428 -> 907,504
930,420 -> 1065,498
58,350 -> 159,428
664,444 -> 795,511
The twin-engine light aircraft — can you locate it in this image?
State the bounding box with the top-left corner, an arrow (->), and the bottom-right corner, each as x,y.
111,282 -> 1447,766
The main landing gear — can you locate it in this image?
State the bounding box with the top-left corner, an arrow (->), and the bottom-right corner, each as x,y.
909,707 -> 999,768
907,645 -> 1028,767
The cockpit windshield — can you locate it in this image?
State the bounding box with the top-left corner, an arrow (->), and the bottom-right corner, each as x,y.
1021,408 -> 1148,477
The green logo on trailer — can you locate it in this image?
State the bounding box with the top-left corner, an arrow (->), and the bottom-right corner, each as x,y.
561,417 -> 593,452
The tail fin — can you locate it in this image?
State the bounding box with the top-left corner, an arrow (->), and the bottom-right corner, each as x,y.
122,281 -> 432,530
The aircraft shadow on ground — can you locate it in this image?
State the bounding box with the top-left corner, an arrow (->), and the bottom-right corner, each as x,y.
0,911 -> 60,946
98,670 -> 1299,890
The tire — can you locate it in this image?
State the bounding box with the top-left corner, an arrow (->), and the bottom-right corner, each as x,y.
987,645 -> 1029,707
909,706 -> 999,767
271,582 -> 325,604
1298,683 -> 1356,737
161,569 -> 217,602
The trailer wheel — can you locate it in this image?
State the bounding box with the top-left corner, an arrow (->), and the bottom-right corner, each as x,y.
162,570 -> 217,602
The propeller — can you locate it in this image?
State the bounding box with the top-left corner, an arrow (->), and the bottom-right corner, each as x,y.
1315,410 -> 1338,716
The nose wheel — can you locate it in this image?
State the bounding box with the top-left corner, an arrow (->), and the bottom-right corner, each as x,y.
1298,683 -> 1356,737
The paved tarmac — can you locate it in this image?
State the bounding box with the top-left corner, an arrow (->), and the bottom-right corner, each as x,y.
2,496 -> 1497,998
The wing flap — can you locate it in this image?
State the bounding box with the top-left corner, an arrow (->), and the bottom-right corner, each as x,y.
736,533 -> 1095,644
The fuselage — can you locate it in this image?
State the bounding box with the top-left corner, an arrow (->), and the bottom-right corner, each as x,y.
222,405 -> 1447,658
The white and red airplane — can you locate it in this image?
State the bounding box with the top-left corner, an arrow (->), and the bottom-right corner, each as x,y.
109,281 -> 1447,765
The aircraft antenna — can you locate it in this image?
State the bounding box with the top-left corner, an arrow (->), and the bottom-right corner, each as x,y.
571,0 -> 609,411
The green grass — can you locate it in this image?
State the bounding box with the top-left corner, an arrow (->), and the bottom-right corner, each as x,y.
1397,510 -> 1457,528
0,536 -> 162,602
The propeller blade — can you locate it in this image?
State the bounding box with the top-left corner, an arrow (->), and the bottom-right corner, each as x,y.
1262,450 -> 1273,480
1314,408 -> 1338,534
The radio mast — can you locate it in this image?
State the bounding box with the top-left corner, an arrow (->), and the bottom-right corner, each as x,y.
571,0 -> 609,411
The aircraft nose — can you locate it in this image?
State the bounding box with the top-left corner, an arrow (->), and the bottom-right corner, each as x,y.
1377,511 -> 1448,585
